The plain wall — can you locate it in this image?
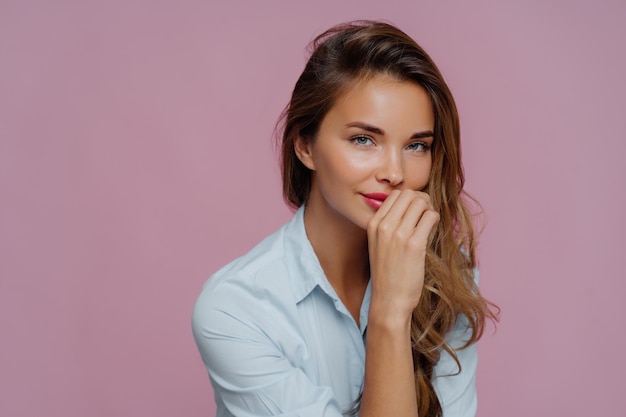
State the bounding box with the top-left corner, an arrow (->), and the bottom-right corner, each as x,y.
1,1 -> 624,416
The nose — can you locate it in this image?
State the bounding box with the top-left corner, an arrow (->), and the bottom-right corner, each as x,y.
375,149 -> 403,186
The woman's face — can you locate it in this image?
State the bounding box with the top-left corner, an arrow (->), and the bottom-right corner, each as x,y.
296,74 -> 435,230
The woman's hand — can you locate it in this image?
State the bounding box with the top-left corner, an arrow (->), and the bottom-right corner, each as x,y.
367,189 -> 440,325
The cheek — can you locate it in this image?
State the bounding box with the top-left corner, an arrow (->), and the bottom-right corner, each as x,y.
407,159 -> 433,188
318,149 -> 374,181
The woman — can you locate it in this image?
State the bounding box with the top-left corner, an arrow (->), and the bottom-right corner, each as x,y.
193,20 -> 498,417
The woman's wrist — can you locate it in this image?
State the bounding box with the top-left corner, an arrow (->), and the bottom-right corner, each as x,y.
367,301 -> 413,334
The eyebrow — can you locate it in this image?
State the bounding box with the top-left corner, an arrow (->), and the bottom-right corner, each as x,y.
345,122 -> 434,139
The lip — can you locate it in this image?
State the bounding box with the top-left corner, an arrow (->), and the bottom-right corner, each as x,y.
361,192 -> 389,210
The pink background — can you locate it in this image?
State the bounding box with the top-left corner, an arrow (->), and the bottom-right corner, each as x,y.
1,1 -> 624,416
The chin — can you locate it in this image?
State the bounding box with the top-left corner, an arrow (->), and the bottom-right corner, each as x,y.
349,212 -> 372,232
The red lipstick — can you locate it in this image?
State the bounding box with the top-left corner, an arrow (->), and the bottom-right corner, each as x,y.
362,193 -> 388,210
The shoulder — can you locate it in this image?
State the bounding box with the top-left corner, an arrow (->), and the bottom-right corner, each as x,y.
195,222 -> 290,302
204,223 -> 289,292
191,220 -> 301,341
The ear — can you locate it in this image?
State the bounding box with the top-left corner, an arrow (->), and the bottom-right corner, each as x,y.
294,135 -> 316,171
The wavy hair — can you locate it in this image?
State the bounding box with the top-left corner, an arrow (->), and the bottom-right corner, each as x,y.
278,20 -> 498,417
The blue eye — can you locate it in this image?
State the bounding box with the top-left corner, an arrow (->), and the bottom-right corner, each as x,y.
407,142 -> 430,152
352,135 -> 373,146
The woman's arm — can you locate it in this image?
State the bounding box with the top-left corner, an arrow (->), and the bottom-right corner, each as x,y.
360,308 -> 417,417
359,189 -> 440,417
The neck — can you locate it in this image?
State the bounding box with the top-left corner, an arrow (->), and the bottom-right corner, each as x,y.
302,189 -> 370,297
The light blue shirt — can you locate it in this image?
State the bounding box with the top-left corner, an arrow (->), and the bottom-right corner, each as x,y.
192,206 -> 478,417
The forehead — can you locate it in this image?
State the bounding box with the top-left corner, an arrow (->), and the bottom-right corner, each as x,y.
323,74 -> 434,131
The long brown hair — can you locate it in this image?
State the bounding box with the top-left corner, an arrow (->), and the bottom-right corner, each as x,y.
278,20 -> 498,417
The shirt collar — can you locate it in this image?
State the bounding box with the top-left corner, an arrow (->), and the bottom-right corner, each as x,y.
283,205 -> 340,304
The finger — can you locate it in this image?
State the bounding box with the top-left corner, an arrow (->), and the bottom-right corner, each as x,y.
368,193 -> 411,241
383,190 -> 432,228
397,196 -> 431,234
368,190 -> 433,240
371,189 -> 401,221
408,210 -> 440,248
410,190 -> 433,211
368,190 -> 402,238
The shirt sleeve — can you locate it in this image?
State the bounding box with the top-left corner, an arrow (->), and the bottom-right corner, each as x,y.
432,267 -> 480,417
432,316 -> 478,417
192,281 -> 345,417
